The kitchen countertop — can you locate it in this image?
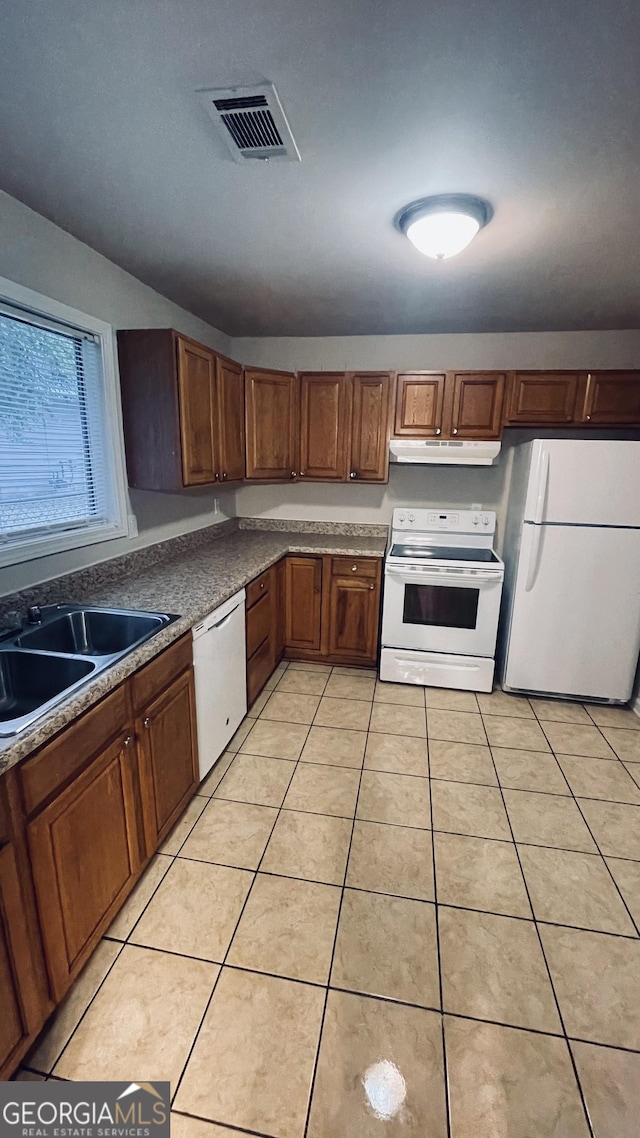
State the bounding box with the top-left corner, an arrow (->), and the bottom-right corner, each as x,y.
0,526 -> 387,774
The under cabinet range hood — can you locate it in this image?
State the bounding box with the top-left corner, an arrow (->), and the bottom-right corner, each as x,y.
389,439 -> 501,466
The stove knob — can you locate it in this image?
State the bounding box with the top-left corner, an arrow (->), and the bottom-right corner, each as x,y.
408,513 -> 415,522
472,515 -> 479,525
399,513 -> 406,522
482,515 -> 490,525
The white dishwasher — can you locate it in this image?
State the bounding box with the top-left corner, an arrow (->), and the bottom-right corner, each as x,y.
192,589 -> 247,780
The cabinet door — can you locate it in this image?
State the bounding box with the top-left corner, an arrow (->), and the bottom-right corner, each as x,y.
177,336 -> 218,485
327,573 -> 380,662
582,372 -> 640,424
450,372 -> 505,438
506,372 -> 579,424
285,557 -> 323,651
217,355 -> 245,482
349,373 -> 392,482
28,733 -> 142,999
136,669 -> 199,855
299,373 -> 349,480
0,841 -> 50,1076
394,373 -> 446,436
245,369 -> 298,480
274,557 -> 286,664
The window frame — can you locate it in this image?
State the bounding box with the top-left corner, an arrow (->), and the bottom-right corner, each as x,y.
0,275 -> 131,568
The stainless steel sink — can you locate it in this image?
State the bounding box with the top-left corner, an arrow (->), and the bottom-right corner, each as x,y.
0,605 -> 179,737
16,609 -> 167,656
0,650 -> 96,732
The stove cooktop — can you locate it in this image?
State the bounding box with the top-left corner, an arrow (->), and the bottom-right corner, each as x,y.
389,543 -> 500,563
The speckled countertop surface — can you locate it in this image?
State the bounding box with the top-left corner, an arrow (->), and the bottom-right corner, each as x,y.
0,526 -> 387,774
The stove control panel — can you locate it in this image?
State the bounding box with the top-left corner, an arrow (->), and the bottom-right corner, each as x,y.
392,508 -> 496,535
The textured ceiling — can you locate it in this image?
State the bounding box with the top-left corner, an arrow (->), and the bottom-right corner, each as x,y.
1,0 -> 639,336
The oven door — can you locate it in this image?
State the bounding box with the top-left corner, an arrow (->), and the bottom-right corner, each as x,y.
382,563 -> 503,657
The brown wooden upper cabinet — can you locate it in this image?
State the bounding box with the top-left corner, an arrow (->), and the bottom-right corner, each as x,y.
299,372 -> 349,480
394,373 -> 447,436
246,370 -> 392,483
117,329 -> 245,490
244,368 -> 299,480
394,371 -> 505,439
581,371 -> 640,424
505,372 -> 580,424
349,372 -> 393,481
450,372 -> 506,438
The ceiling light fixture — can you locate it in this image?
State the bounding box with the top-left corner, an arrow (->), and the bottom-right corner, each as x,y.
396,194 -> 492,260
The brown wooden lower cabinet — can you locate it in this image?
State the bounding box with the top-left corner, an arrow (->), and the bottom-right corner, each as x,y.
246,566 -> 276,704
327,562 -> 380,661
285,557 -> 323,651
25,639 -> 198,1002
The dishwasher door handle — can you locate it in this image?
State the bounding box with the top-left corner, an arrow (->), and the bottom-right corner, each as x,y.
201,601 -> 243,635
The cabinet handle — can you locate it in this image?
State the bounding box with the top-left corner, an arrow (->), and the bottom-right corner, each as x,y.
349,471 -> 357,479
435,428 -> 441,435
290,470 -> 296,479
123,734 -> 134,747
452,427 -> 458,435
351,564 -> 358,572
143,717 -> 151,729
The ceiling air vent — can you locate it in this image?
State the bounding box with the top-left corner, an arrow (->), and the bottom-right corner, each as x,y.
197,83 -> 301,163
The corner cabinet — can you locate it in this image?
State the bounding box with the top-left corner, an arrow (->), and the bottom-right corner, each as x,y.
244,368 -> 299,480
117,329 -> 245,490
246,370 -> 392,484
327,558 -> 380,661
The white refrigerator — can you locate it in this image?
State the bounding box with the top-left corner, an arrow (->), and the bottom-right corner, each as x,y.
502,439 -> 640,702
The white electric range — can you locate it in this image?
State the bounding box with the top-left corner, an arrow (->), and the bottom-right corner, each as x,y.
380,508 -> 504,693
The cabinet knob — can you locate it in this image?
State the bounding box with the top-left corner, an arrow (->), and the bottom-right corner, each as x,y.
222,471 -> 227,480
123,734 -> 134,747
260,582 -> 265,589
349,471 -> 357,478
143,717 -> 151,729
369,584 -> 375,590
452,427 -> 458,435
291,470 -> 296,479
214,472 -> 219,481
351,564 -> 358,572
299,470 -> 305,476
435,428 -> 441,435
586,415 -> 591,421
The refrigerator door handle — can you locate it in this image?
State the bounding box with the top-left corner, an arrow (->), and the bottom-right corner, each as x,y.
525,524 -> 544,592
533,448 -> 550,524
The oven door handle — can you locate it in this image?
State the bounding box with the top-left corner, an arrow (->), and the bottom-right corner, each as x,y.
385,566 -> 502,586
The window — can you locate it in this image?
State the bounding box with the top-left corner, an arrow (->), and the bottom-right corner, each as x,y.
0,277 -> 129,566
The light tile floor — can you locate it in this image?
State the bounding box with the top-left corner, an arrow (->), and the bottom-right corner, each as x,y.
19,662 -> 640,1137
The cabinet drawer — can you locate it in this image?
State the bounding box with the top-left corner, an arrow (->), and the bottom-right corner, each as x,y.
130,634 -> 192,712
246,568 -> 272,609
331,557 -> 379,579
20,684 -> 129,815
247,637 -> 274,705
246,591 -> 273,658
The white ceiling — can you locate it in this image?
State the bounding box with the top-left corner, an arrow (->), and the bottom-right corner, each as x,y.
1,0 -> 639,337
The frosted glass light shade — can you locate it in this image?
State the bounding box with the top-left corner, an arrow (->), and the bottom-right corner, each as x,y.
397,195 -> 491,260
405,211 -> 480,259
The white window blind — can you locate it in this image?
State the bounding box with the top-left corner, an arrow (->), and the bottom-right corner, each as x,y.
0,297 -> 126,561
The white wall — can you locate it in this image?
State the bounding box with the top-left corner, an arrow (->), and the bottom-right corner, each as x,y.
0,190 -> 234,597
236,457 -> 512,546
232,330 -> 640,372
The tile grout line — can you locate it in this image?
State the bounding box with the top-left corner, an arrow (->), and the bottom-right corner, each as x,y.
424,701 -> 453,1138
533,715 -> 640,938
481,709 -> 596,1138
169,686 -> 318,1113
301,694 -> 373,1138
